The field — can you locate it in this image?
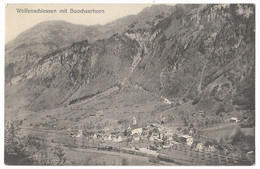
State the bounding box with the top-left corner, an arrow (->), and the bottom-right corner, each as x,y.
201,123 -> 254,141
64,147 -> 162,165
17,85 -> 170,131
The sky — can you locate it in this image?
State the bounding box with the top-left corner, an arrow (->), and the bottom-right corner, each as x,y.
5,4 -> 152,43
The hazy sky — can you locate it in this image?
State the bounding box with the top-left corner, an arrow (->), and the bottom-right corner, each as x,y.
5,4 -> 152,43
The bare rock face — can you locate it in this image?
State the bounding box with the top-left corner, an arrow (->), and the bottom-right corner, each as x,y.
5,4 -> 255,117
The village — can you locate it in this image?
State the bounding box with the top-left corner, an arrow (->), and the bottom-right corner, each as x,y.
23,104 -> 254,166
59,115 -> 253,164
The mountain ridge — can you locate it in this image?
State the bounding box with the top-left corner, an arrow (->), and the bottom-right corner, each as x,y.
5,4 -> 255,123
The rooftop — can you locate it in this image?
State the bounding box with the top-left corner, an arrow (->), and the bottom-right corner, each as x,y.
179,134 -> 192,139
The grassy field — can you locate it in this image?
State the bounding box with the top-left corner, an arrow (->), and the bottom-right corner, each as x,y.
65,147 -> 162,165
202,123 -> 254,141
17,85 -> 170,132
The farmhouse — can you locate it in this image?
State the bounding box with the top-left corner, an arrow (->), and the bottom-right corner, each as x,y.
230,117 -> 239,123
179,135 -> 193,146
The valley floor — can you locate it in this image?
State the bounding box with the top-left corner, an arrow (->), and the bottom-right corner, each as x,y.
5,86 -> 255,165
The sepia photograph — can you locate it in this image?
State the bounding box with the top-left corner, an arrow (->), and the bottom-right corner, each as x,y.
4,2 -> 255,166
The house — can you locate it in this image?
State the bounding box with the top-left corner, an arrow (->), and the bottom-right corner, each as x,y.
103,127 -> 110,131
164,135 -> 173,141
189,129 -> 194,135
132,128 -> 143,135
133,116 -> 137,125
208,145 -> 216,152
104,134 -> 112,141
149,136 -> 154,141
162,144 -> 171,149
95,134 -> 102,140
192,113 -> 197,117
76,130 -> 83,138
179,135 -> 193,146
127,126 -> 132,132
113,135 -> 122,142
133,133 -> 140,141
196,142 -> 204,151
230,117 -> 240,123
199,111 -> 205,117
103,134 -> 108,141
93,133 -> 97,139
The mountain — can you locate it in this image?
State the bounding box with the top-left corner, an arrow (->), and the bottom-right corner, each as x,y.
5,21 -> 100,82
128,4 -> 255,114
5,5 -> 174,83
5,4 -> 255,122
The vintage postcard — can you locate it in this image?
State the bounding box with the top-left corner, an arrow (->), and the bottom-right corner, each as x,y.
4,3 -> 255,165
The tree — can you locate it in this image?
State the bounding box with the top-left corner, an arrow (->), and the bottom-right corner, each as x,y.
25,136 -> 49,165
219,137 -> 225,144
5,122 -> 34,165
212,139 -> 218,145
182,128 -> 188,135
5,121 -> 67,165
205,120 -> 209,127
53,147 -> 66,165
216,103 -> 226,116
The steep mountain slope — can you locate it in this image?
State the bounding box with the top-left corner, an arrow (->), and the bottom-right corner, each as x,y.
6,34 -> 140,111
5,4 -> 255,120
5,21 -> 101,82
126,4 -> 255,115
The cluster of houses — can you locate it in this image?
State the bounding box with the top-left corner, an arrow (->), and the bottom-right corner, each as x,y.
45,113 -> 242,156
28,113 -> 241,155
69,116 -> 199,150
74,117 -> 236,155
26,113 -> 253,163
